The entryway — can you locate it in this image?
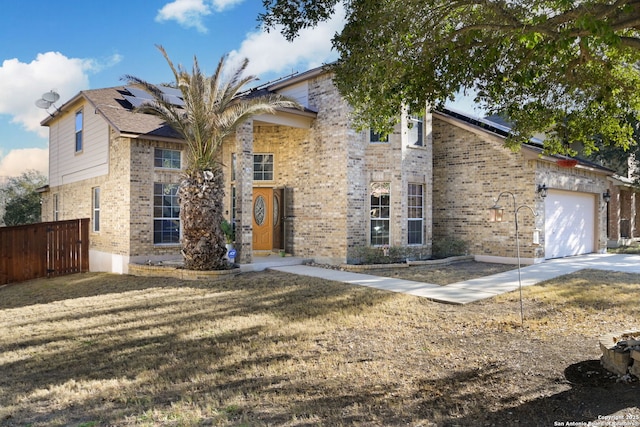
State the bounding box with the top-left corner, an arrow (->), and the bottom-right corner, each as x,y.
252,187 -> 284,252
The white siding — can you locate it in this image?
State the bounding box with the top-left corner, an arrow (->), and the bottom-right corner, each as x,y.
276,81 -> 309,108
48,99 -> 109,187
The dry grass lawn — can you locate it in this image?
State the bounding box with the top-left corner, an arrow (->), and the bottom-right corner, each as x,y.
363,261 -> 517,284
0,263 -> 639,426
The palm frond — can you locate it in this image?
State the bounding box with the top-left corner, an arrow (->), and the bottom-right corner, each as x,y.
124,45 -> 302,175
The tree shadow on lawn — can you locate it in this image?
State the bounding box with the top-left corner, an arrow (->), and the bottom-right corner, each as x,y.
0,270 -> 395,424
0,270 -> 390,312
4,270 -> 638,425
437,360 -> 639,427
0,272 -> 182,309
217,359 -> 639,426
3,348 -> 299,427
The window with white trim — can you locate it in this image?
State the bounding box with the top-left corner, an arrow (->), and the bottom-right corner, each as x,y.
231,186 -> 237,223
231,153 -> 237,181
154,148 -> 181,169
370,182 -> 390,246
253,154 -> 274,181
53,194 -> 59,221
408,116 -> 424,146
408,183 -> 424,245
75,109 -> 83,153
92,187 -> 100,232
153,183 -> 180,244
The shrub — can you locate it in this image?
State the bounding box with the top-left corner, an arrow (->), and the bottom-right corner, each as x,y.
432,237 -> 468,259
348,245 -> 431,265
221,219 -> 235,243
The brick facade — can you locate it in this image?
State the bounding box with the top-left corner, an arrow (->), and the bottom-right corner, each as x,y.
433,112 -> 609,263
222,72 -> 432,265
40,69 -> 613,273
607,183 -> 640,246
43,132 -> 184,272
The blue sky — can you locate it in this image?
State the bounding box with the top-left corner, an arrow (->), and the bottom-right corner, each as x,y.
0,0 -> 480,179
0,0 -> 345,178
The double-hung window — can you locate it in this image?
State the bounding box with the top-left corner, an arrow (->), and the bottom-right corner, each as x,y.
409,116 -> 424,146
231,186 -> 237,224
53,194 -> 59,221
408,183 -> 424,245
154,148 -> 181,169
231,153 -> 237,181
153,183 -> 180,244
75,110 -> 83,153
370,182 -> 390,246
92,187 -> 100,232
254,154 -> 274,181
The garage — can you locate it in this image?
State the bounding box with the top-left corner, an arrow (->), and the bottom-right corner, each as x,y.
544,190 -> 596,259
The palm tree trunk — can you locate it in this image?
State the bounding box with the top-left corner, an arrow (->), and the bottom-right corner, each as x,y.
179,169 -> 228,270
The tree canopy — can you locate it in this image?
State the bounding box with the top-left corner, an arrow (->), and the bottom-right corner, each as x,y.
587,117 -> 640,182
261,0 -> 640,154
1,170 -> 47,226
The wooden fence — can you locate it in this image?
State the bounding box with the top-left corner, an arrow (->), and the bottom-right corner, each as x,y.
0,218 -> 89,285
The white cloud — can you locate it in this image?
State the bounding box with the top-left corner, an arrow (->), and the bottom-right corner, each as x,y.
0,148 -> 48,178
228,3 -> 346,79
0,52 -> 93,138
85,53 -> 124,73
212,0 -> 244,12
156,0 -> 212,33
156,0 -> 245,32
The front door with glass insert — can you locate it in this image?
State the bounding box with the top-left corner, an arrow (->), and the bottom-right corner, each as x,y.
253,188 -> 273,250
252,187 -> 286,251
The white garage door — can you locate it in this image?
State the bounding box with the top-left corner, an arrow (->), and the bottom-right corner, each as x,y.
545,190 -> 596,259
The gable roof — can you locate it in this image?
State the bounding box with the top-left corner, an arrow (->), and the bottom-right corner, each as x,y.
267,63 -> 331,91
434,108 -> 613,175
42,82 -> 318,137
41,87 -> 183,140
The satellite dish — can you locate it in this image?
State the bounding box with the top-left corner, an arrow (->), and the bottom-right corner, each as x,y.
42,90 -> 60,103
35,90 -> 60,114
35,98 -> 52,109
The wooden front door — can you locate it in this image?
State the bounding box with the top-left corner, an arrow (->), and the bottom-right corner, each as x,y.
253,188 -> 273,250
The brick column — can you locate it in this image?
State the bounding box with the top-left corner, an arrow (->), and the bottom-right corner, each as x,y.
235,120 -> 254,264
633,193 -> 639,238
609,186 -> 621,242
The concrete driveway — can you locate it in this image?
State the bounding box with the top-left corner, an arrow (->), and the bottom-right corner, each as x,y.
272,253 -> 640,305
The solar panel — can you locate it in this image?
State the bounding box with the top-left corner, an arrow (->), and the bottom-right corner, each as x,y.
124,86 -> 153,99
158,85 -> 182,97
123,95 -> 154,108
163,94 -> 185,106
124,85 -> 184,108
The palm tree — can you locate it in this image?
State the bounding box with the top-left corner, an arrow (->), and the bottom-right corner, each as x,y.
125,45 -> 300,270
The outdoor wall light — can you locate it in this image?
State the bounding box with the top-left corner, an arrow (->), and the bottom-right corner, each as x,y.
488,204 -> 505,222
537,184 -> 548,198
532,228 -> 541,246
603,190 -> 611,203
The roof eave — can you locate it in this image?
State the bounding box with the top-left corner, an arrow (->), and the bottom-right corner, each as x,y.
40,92 -> 86,126
268,63 -> 333,91
435,109 -> 613,175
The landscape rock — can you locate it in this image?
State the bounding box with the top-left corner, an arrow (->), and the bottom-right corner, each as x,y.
599,330 -> 640,378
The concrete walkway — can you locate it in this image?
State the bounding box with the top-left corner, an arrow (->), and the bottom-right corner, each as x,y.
271,253 -> 640,305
